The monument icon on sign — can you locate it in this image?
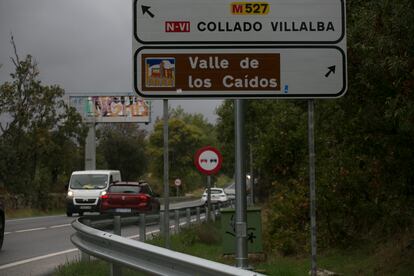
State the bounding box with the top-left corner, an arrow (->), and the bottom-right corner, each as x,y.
145,57 -> 175,88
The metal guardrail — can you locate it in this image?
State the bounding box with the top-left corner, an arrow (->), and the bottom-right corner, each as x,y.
71,202 -> 264,276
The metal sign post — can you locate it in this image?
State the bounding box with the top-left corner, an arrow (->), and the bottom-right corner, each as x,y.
175,179 -> 181,197
235,99 -> 248,268
163,99 -> 170,249
207,175 -> 211,221
194,146 -> 223,221
250,144 -> 254,206
308,100 -> 317,275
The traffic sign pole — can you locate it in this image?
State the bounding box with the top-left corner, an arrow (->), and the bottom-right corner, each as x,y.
235,99 -> 248,268
308,100 -> 317,275
163,99 -> 170,249
194,146 -> 223,222
207,175 -> 211,221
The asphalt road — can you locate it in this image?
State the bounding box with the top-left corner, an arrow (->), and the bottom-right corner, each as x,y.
0,199 -> 203,276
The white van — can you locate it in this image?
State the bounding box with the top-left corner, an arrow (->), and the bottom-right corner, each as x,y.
66,170 -> 121,216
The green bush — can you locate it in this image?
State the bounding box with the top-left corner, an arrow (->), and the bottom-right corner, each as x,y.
178,222 -> 221,247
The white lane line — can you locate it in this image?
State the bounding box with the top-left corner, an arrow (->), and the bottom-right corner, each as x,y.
7,223 -> 72,235
0,248 -> 78,270
15,227 -> 47,233
6,215 -> 66,222
50,224 -> 71,229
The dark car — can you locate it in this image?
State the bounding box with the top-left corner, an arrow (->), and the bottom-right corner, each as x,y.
99,181 -> 160,214
0,200 -> 4,250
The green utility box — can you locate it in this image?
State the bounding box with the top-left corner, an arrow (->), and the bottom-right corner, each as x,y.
221,207 -> 263,254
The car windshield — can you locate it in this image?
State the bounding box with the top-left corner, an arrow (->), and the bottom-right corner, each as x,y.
69,174 -> 108,189
207,189 -> 224,194
109,185 -> 141,194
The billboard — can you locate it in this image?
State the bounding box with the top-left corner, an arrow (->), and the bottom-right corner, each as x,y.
69,96 -> 151,123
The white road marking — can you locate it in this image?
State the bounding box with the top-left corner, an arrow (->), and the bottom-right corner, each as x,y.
7,223 -> 72,235
50,224 -> 71,229
0,248 -> 78,270
15,227 -> 47,233
6,215 -> 66,222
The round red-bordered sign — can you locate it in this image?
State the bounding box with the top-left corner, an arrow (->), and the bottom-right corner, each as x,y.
194,146 -> 222,175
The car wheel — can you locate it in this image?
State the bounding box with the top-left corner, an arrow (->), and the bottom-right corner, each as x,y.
78,211 -> 84,216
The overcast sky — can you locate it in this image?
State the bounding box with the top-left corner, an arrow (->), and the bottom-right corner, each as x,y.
0,0 -> 222,125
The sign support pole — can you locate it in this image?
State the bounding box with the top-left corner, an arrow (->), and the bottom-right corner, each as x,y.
234,99 -> 248,268
250,144 -> 254,206
163,99 -> 170,249
207,175 -> 211,221
308,100 -> 317,276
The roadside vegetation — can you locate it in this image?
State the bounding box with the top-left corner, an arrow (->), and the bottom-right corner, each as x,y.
54,220 -> 414,275
5,208 -> 64,219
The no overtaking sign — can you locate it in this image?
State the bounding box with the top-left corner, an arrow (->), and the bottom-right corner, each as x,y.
194,146 -> 222,175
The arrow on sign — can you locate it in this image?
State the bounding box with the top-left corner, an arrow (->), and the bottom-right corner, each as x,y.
141,5 -> 154,18
325,65 -> 336,77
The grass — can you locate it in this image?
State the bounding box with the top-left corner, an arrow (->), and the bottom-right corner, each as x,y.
54,259 -> 149,276
5,208 -> 65,219
54,221 -> 414,276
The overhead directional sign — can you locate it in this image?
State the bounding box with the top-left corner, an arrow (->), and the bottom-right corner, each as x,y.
134,0 -> 345,44
132,0 -> 347,99
134,46 -> 346,98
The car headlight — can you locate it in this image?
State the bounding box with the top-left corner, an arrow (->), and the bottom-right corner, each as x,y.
67,191 -> 74,197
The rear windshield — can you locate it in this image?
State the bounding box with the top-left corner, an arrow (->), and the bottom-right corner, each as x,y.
70,174 -> 108,189
206,189 -> 224,194
109,185 -> 141,194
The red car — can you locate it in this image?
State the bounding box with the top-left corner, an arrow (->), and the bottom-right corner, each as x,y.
100,182 -> 160,214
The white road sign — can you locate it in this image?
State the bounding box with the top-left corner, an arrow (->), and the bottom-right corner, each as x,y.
134,0 -> 345,44
134,46 -> 346,98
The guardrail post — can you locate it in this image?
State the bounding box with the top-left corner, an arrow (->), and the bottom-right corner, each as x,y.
81,219 -> 91,262
186,208 -> 191,226
159,211 -> 164,235
114,215 -> 121,235
196,207 -> 200,224
139,213 -> 146,242
111,215 -> 123,276
212,204 -> 216,222
175,209 -> 180,233
204,206 -> 208,222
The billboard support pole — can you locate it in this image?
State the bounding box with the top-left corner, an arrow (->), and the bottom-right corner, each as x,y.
163,99 -> 170,249
84,120 -> 96,170
234,99 -> 248,268
308,99 -> 317,276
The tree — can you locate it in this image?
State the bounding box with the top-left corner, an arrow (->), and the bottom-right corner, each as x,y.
97,123 -> 148,181
216,0 -> 414,253
0,37 -> 87,206
148,108 -> 215,192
